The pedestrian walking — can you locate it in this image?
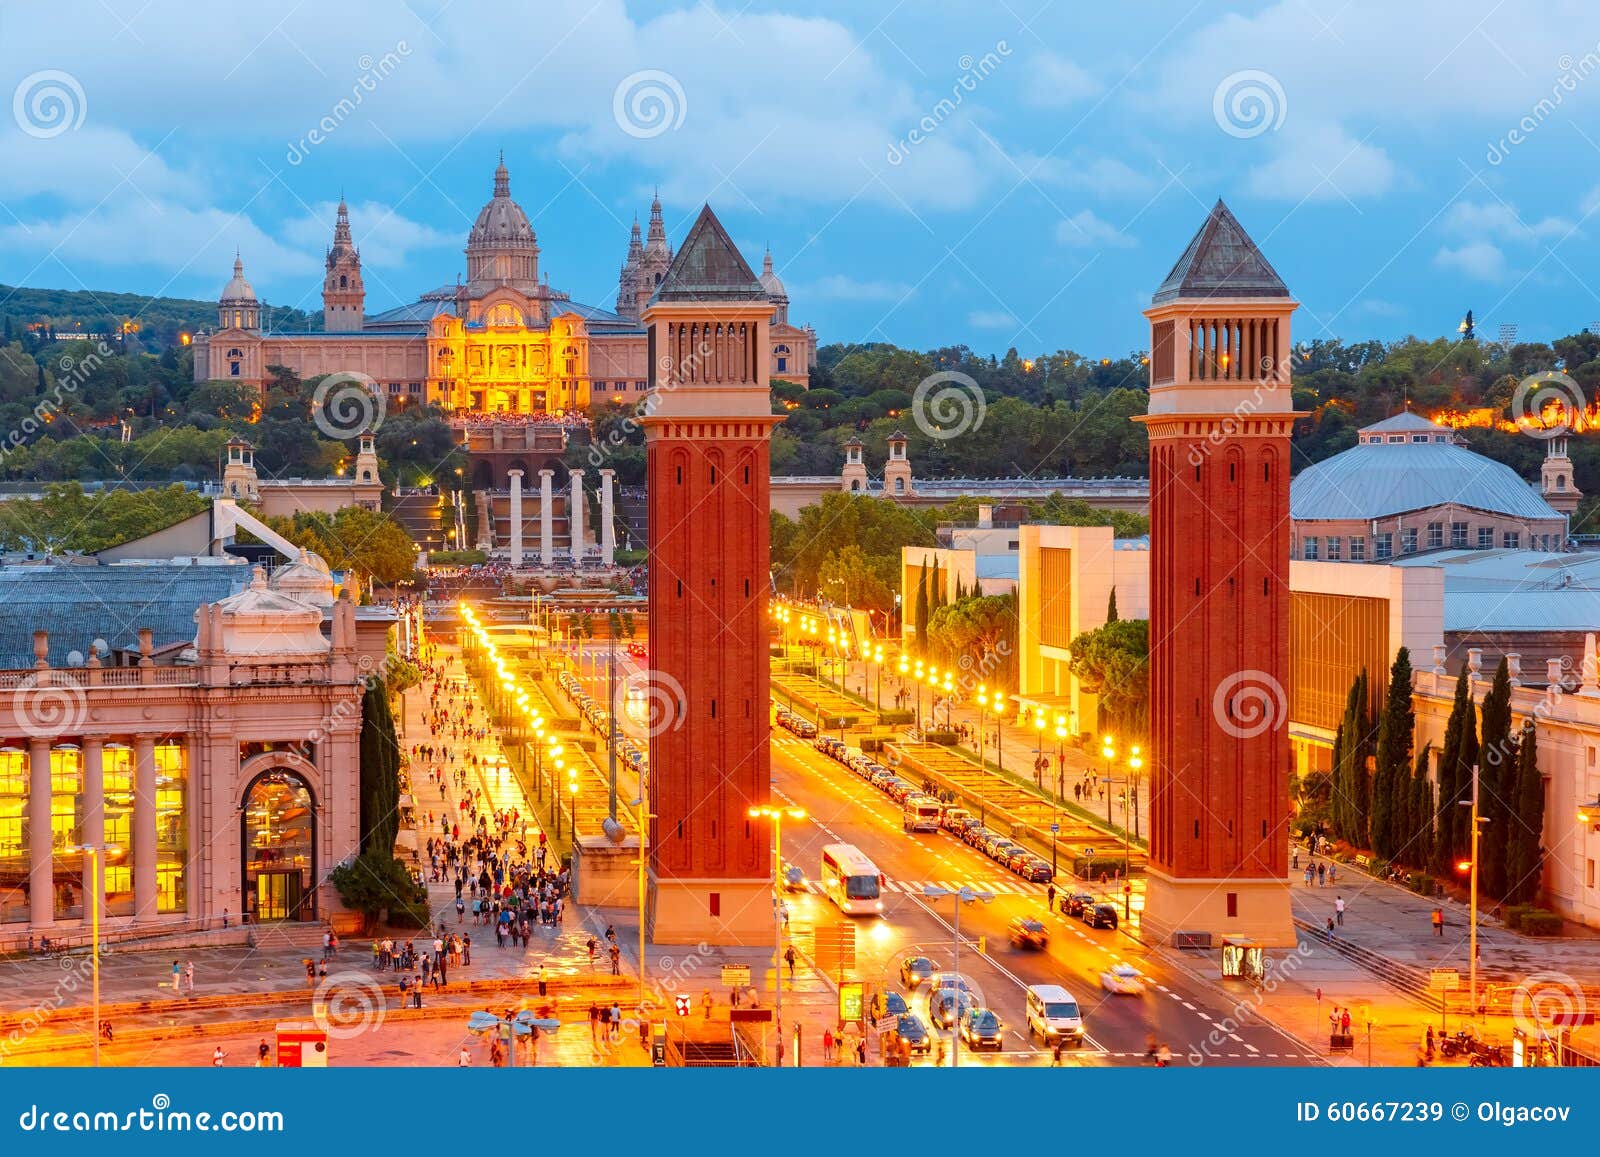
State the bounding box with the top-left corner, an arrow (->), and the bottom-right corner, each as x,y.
538,964 -> 548,996
170,960 -> 181,997
183,960 -> 195,994
1334,895 -> 1345,926
610,942 -> 622,975
1316,861 -> 1326,886
785,946 -> 797,978
212,1046 -> 227,1067
822,1028 -> 834,1063
1431,907 -> 1444,937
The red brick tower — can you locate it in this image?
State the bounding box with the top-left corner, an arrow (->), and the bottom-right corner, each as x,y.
1136,201 -> 1299,947
641,205 -> 780,945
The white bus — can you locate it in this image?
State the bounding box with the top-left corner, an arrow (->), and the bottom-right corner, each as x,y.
819,843 -> 884,915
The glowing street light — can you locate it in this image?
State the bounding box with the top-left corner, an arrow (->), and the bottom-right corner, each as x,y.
749,805 -> 807,1065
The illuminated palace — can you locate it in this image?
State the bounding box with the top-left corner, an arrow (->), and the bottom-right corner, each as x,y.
193,157 -> 815,411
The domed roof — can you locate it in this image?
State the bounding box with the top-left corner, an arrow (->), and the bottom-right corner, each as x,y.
760,249 -> 787,299
468,155 -> 537,251
1291,414 -> 1562,523
221,254 -> 256,302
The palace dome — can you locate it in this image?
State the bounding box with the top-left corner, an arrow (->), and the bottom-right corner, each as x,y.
468,156 -> 537,251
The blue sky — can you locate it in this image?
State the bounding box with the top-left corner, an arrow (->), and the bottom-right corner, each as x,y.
3,0 -> 1600,356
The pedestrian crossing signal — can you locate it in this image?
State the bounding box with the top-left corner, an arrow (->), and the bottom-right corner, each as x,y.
674,995 -> 692,1017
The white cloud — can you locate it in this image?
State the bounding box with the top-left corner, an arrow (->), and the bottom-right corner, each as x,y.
1054,209 -> 1133,248
0,126 -> 203,206
967,309 -> 1017,329
1442,200 -> 1574,244
279,200 -> 456,267
1022,52 -> 1100,107
1434,241 -> 1507,282
801,275 -> 915,303
1024,153 -> 1156,198
1243,122 -> 1396,202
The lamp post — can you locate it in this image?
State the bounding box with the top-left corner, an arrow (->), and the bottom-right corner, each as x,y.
974,686 -> 989,768
1054,717 -> 1068,802
749,806 -> 806,1066
870,644 -> 884,708
630,793 -> 651,1010
922,884 -> 993,1068
1462,762 -> 1485,1014
71,843 -> 115,1068
1100,735 -> 1116,827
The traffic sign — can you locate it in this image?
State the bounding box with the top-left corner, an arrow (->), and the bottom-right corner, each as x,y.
1429,968 -> 1460,992
673,995 -> 692,1016
721,964 -> 751,988
1050,823 -> 1060,833
873,1015 -> 898,1034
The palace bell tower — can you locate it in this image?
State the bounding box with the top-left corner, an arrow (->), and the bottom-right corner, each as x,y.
323,198 -> 365,332
642,204 -> 779,945
1136,200 -> 1299,948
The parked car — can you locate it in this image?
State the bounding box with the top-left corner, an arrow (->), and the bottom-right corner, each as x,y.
872,989 -> 910,1020
899,954 -> 936,987
959,1007 -> 1004,1051
1005,848 -> 1035,874
1083,902 -> 1120,930
1009,917 -> 1049,950
940,808 -> 972,834
1018,858 -> 1055,883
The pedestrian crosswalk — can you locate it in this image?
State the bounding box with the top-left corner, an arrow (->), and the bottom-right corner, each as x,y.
798,877 -> 1053,899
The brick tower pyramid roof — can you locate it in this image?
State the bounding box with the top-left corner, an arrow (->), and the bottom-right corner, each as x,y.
653,204 -> 765,303
1152,199 -> 1290,304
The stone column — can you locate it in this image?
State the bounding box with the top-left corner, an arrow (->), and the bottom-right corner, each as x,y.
507,469 -> 524,568
569,469 -> 587,561
27,737 -> 52,927
82,735 -> 104,909
133,736 -> 158,920
539,469 -> 555,567
599,468 -> 616,566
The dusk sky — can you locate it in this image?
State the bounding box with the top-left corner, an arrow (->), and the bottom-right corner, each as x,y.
5,0 -> 1600,355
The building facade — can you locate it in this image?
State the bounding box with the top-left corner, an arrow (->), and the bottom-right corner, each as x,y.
0,560 -> 380,944
193,160 -> 814,410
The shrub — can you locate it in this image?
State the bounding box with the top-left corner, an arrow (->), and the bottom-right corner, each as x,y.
1409,872 -> 1435,897
330,851 -> 430,927
877,709 -> 914,726
1519,910 -> 1562,937
1502,903 -> 1535,932
1070,856 -> 1137,878
427,549 -> 486,566
924,729 -> 959,745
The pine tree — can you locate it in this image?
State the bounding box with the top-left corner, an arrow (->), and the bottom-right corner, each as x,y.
1410,741 -> 1434,871
1371,648 -> 1414,861
1505,721 -> 1546,905
1107,588 -> 1119,623
1477,658 -> 1515,898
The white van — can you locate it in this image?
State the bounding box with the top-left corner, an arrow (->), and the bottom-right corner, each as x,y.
1025,984 -> 1084,1043
902,795 -> 942,833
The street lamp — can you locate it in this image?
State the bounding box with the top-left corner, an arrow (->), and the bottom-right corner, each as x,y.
922,884 -> 994,1068
1461,762 -> 1487,1013
71,842 -> 118,1068
749,805 -> 807,1066
1100,735 -> 1116,827
630,794 -> 652,1010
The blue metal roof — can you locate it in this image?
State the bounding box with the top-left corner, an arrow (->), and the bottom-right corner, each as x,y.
0,562 -> 247,669
1290,439 -> 1561,522
1445,590 -> 1600,633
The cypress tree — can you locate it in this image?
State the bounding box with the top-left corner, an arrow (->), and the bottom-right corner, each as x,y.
1433,669 -> 1470,872
913,561 -> 930,656
1107,588 -> 1119,623
1477,658 -> 1515,898
1371,648 -> 1414,860
1410,741 -> 1434,871
359,678 -> 402,856
1332,670 -> 1372,847
1505,721 -> 1546,905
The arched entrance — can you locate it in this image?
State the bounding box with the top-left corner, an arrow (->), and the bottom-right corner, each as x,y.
241,770 -> 317,922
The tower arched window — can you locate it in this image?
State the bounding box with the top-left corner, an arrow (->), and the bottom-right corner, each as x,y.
339,275 -> 347,288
